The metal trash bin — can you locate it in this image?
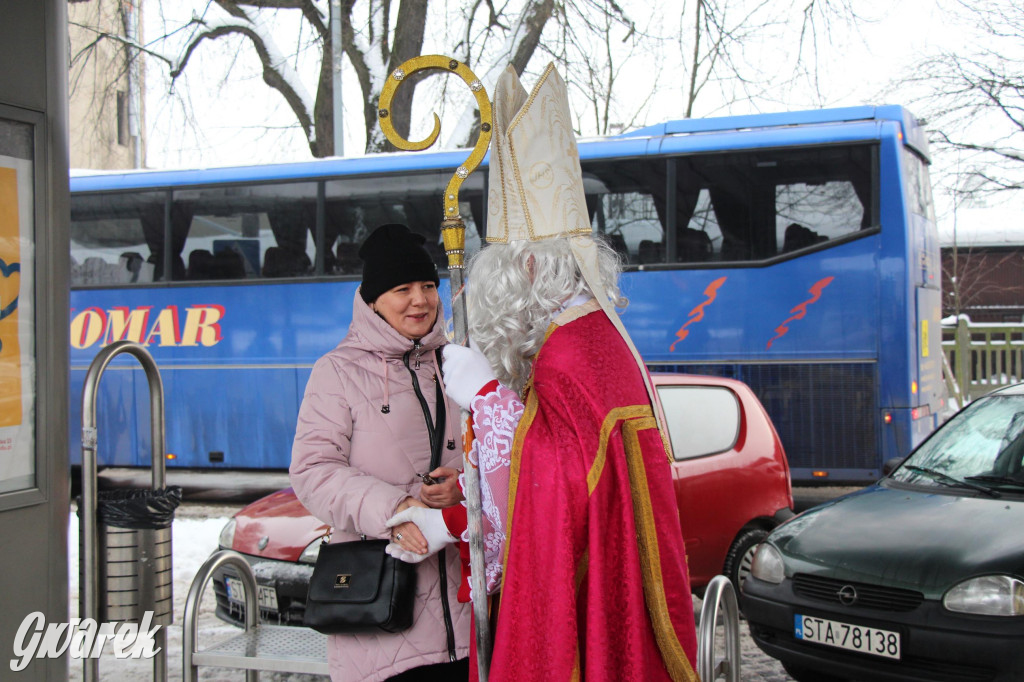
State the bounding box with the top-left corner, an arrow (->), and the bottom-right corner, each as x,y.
79,486 -> 182,625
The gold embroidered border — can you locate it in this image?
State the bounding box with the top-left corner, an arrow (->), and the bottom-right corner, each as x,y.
553,298 -> 601,327
622,418 -> 698,682
570,548 -> 589,682
508,63 -> 555,134
500,381 -> 540,591
498,137 -> 511,243
586,405 -> 654,495
500,318 -> 557,586
504,64 -> 553,242
506,132 -> 535,240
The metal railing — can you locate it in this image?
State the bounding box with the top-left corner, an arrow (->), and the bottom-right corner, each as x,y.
942,318 -> 1024,403
184,557 -> 736,679
183,550 -> 329,680
183,551 -> 259,682
697,575 -> 741,682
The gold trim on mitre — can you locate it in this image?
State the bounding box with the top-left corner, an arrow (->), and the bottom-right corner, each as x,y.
486,63 -> 591,244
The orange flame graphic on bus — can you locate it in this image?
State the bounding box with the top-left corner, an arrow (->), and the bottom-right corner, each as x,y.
670,276 -> 727,351
766,276 -> 834,349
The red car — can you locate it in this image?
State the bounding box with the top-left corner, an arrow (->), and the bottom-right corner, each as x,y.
211,373 -> 793,626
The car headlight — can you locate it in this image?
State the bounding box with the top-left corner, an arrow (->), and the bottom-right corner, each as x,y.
944,575 -> 1024,616
749,543 -> 785,585
218,518 -> 237,550
298,538 -> 323,564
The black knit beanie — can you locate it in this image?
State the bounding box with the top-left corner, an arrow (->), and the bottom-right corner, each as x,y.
358,223 -> 440,303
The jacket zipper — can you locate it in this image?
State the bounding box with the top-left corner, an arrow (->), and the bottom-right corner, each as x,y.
403,346 -> 457,662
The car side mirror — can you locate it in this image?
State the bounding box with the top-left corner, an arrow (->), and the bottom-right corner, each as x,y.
882,457 -> 904,477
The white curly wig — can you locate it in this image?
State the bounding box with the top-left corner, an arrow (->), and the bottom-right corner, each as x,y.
466,235 -> 627,395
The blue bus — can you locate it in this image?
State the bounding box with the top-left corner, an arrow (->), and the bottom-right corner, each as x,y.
69,105 -> 943,483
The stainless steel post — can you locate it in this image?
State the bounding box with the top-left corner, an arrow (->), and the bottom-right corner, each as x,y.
81,340 -> 168,682
697,575 -> 741,682
182,550 -> 259,682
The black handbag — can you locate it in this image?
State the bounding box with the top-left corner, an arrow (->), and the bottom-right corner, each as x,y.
303,535 -> 417,634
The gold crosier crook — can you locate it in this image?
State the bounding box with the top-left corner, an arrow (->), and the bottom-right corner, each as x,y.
378,55 -> 494,681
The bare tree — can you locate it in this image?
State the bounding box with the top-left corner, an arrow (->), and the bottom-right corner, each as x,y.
901,0 -> 1024,199
145,0 -> 556,156
675,0 -> 872,120
540,0 -> 645,136
74,0 -> 878,165
943,245 -> 1024,321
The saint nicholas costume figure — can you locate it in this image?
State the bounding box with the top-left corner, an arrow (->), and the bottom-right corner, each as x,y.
386,63 -> 700,682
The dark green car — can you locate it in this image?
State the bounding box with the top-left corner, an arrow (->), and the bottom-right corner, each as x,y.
743,383 -> 1024,682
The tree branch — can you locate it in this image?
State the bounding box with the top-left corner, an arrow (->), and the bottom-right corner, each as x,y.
170,22 -> 315,151
69,20 -> 176,68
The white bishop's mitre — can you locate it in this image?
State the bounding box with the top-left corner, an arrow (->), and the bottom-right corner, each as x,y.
485,62 -> 590,244
483,63 -> 674,452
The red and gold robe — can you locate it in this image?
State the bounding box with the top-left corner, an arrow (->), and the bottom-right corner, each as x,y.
444,300 -> 699,682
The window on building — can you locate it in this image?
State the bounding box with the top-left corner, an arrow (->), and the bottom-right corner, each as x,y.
116,91 -> 128,147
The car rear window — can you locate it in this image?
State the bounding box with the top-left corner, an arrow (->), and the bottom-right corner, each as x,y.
657,385 -> 740,460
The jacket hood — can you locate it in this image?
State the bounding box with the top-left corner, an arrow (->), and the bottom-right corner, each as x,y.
343,288 -> 448,358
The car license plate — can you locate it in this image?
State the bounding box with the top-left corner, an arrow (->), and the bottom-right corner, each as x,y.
225,576 -> 279,612
795,615 -> 900,659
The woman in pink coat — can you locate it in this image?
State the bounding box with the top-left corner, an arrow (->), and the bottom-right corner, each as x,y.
289,224 -> 470,682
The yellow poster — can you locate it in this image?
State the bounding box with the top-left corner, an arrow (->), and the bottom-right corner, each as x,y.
0,149 -> 33,495
0,166 -> 22,427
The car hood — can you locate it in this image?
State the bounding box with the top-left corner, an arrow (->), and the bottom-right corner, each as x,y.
771,483 -> 1024,598
230,487 -> 328,562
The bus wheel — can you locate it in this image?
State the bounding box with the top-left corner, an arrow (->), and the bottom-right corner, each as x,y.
723,527 -> 768,602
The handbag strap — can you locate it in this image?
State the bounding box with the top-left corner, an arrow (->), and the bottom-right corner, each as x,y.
430,349 -> 447,471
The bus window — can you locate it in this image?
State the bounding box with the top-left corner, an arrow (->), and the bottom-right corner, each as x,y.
583,159 -> 666,265
324,170 -> 484,275
70,190 -> 165,286
682,190 -> 723,262
672,144 -> 876,263
903,148 -> 935,221
676,152 -> 762,262
174,182 -> 319,281
776,180 -> 862,252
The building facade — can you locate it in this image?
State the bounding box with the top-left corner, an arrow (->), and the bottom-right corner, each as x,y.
68,0 -> 145,169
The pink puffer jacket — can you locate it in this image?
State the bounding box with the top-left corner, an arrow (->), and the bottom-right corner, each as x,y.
290,289 -> 470,682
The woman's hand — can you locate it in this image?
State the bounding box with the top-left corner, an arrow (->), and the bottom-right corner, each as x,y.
419,467 -> 465,508
390,497 -> 429,554
385,506 -> 456,563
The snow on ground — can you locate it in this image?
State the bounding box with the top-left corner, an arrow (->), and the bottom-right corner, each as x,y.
67,503 -> 327,681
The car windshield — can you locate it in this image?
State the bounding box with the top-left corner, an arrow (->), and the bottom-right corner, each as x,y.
892,394 -> 1024,492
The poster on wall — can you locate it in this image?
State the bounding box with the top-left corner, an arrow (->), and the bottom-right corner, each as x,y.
0,139 -> 35,495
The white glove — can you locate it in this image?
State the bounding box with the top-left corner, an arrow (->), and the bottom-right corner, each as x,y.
384,506 -> 456,564
442,342 -> 497,411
